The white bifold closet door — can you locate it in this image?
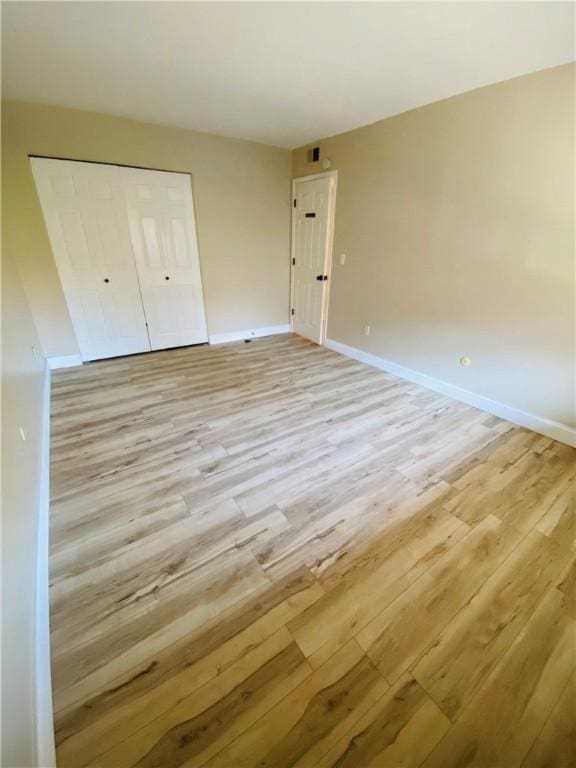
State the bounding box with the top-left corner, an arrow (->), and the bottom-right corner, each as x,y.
31,158 -> 208,362
121,167 -> 208,350
31,158 -> 151,361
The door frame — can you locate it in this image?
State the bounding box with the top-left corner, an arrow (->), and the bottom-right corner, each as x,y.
290,170 -> 338,345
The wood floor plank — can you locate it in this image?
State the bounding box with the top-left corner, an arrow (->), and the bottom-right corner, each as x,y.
534,467 -> 575,548
202,640 -> 389,768
55,567 -> 323,761
556,555 -> 575,604
287,509 -> 468,661
356,514 -> 526,683
89,629 -> 311,768
314,674 -> 451,768
412,530 -> 571,720
49,334 -> 576,768
521,673 -> 576,768
52,547 -> 270,703
421,586 -> 575,768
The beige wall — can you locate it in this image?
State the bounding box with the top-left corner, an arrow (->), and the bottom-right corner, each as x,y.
293,64 -> 575,428
1,248 -> 47,766
2,101 -> 291,357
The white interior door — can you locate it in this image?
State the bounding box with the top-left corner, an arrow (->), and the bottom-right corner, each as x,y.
121,167 -> 208,350
291,175 -> 335,344
31,158 -> 151,362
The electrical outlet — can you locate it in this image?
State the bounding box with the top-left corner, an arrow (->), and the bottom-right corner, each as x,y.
364,325 -> 371,337
339,253 -> 346,266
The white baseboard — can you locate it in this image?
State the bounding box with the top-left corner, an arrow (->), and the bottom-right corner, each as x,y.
325,338 -> 576,448
36,362 -> 56,766
47,354 -> 82,370
209,324 -> 291,345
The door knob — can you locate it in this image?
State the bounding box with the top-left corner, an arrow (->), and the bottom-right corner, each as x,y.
104,278 -> 110,283
165,276 -> 170,281
316,275 -> 328,281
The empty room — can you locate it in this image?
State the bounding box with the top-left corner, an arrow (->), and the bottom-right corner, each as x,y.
1,1 -> 575,767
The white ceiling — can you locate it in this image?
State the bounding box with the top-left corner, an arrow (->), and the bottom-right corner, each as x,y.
2,2 -> 574,149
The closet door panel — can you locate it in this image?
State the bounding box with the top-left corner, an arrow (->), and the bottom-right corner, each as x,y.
31,159 -> 151,361
121,168 -> 208,350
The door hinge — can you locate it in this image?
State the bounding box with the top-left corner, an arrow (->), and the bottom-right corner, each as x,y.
291,308 -> 295,316
293,199 -> 297,208
292,258 -> 296,266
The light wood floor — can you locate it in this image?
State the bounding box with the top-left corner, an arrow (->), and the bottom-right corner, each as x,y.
50,334 -> 575,768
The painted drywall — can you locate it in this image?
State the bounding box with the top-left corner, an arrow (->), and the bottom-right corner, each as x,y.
1,250 -> 47,766
2,101 -> 291,357
293,64 -> 575,428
